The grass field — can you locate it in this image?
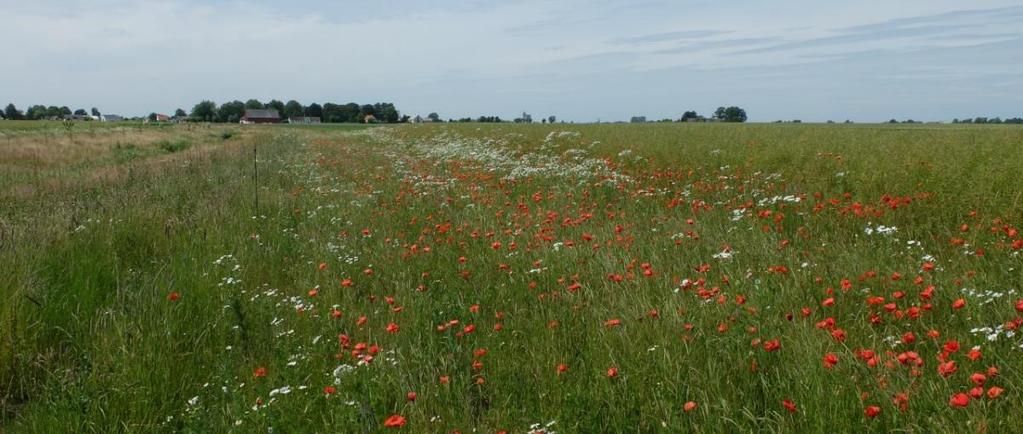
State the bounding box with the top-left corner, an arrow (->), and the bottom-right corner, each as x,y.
2,121 -> 1022,433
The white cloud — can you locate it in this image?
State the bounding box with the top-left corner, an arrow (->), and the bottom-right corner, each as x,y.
1,0 -> 1020,121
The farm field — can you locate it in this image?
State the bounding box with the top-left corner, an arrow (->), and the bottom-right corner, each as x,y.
2,121 -> 1023,433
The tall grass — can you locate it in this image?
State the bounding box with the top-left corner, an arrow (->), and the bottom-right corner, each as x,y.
1,122 -> 1021,433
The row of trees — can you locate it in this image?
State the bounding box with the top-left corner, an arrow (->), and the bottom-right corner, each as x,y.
628,107 -> 748,123
3,103 -> 105,120
681,106 -> 748,122
952,117 -> 1023,124
187,99 -> 401,123
425,114 -> 558,124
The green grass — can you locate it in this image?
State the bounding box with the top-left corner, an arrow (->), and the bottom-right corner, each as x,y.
1,122 -> 1022,433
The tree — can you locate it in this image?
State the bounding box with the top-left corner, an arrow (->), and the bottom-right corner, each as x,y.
680,111 -> 699,122
305,103 -> 323,119
714,107 -> 727,121
322,103 -> 340,122
244,99 -> 265,110
284,100 -> 304,118
26,105 -> 48,120
266,100 -> 285,116
59,107 -> 72,117
148,113 -> 158,122
174,108 -> 187,117
191,100 -> 217,122
4,103 -> 23,120
375,103 -> 399,123
340,103 -> 361,122
91,107 -> 101,117
217,100 -> 246,123
360,104 -> 376,118
722,106 -> 747,122
427,112 -> 441,122
548,115 -> 556,124
74,108 -> 87,116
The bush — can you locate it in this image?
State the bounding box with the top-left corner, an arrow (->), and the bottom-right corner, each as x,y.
157,138 -> 191,153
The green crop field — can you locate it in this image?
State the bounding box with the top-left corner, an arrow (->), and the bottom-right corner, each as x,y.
2,121 -> 1022,433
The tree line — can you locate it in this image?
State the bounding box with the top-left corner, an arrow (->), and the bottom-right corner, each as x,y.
5,101 -> 1022,124
951,117 -> 1023,124
185,99 -> 401,123
3,103 -> 106,120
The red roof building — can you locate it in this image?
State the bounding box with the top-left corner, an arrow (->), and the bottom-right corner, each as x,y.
241,109 -> 281,124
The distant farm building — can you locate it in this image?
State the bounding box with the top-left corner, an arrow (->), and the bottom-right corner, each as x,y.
363,114 -> 377,123
288,116 -> 321,124
241,109 -> 282,124
100,114 -> 124,122
154,114 -> 171,122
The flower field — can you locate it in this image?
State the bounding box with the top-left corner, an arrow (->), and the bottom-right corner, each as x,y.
2,122 -> 1022,433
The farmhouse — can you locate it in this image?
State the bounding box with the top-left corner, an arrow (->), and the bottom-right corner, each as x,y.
241,109 -> 282,124
288,116 -> 321,124
100,114 -> 124,122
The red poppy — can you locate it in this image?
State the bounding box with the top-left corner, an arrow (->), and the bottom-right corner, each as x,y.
952,298 -> 966,310
949,393 -> 970,408
987,386 -> 1004,399
683,401 -> 697,412
607,366 -> 619,378
937,360 -> 956,378
943,340 -> 960,353
782,399 -> 797,413
166,292 -> 181,302
901,332 -> 916,345
383,415 -> 406,428
253,367 -> 267,378
763,339 -> 781,352
970,373 -> 986,385
324,386 -> 337,395
406,391 -> 417,401
822,353 -> 838,369
864,406 -> 881,418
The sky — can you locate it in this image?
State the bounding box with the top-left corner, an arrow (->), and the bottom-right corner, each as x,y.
2,0 -> 1021,122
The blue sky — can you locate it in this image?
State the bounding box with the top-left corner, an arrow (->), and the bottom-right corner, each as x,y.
2,0 -> 1021,122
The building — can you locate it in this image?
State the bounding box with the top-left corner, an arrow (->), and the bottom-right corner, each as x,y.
288,116 -> 321,124
240,109 -> 281,124
100,114 -> 124,122
155,114 -> 171,122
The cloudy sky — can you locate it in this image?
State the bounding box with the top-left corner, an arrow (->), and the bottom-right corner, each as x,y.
3,0 -> 1021,122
